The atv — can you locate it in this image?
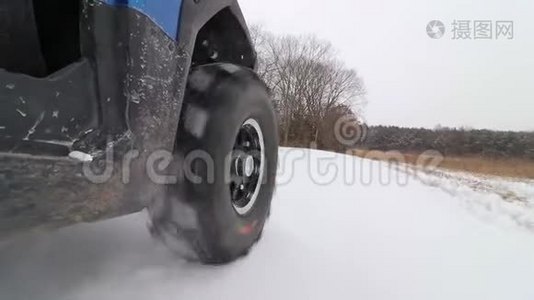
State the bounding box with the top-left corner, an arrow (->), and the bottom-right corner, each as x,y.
0,0 -> 278,264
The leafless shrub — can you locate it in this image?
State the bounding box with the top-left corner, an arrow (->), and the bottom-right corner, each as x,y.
250,26 -> 367,151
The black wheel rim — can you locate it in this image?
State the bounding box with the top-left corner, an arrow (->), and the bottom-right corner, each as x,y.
230,119 -> 265,215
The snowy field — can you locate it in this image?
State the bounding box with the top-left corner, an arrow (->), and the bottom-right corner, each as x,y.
1,148 -> 534,300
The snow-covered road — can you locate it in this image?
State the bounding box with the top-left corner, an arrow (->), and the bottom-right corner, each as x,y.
2,148 -> 534,300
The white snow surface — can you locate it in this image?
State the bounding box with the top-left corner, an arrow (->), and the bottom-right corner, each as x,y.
1,148 -> 534,300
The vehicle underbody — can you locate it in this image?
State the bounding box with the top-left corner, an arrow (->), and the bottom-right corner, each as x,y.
0,0 -> 258,239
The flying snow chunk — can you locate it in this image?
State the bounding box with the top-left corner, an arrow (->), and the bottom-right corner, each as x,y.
188,69 -> 213,92
69,151 -> 94,162
184,105 -> 209,139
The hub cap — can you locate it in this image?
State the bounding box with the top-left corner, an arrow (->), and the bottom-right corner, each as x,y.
230,119 -> 265,216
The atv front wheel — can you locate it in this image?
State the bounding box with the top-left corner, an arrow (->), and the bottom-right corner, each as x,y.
150,63 -> 278,264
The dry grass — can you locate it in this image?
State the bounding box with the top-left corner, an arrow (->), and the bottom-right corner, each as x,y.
351,149 -> 534,180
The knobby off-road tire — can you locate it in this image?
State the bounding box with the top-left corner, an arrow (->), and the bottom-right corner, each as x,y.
149,63 -> 278,265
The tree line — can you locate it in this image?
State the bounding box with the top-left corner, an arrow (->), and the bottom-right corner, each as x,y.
251,27 -> 534,159
362,126 -> 534,160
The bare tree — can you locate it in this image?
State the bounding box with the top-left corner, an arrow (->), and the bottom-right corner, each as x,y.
250,27 -> 366,149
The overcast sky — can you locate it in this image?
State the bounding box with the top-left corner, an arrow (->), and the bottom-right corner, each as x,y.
239,0 -> 534,131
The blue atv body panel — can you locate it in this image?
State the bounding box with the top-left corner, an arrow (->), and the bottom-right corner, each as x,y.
103,0 -> 183,39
